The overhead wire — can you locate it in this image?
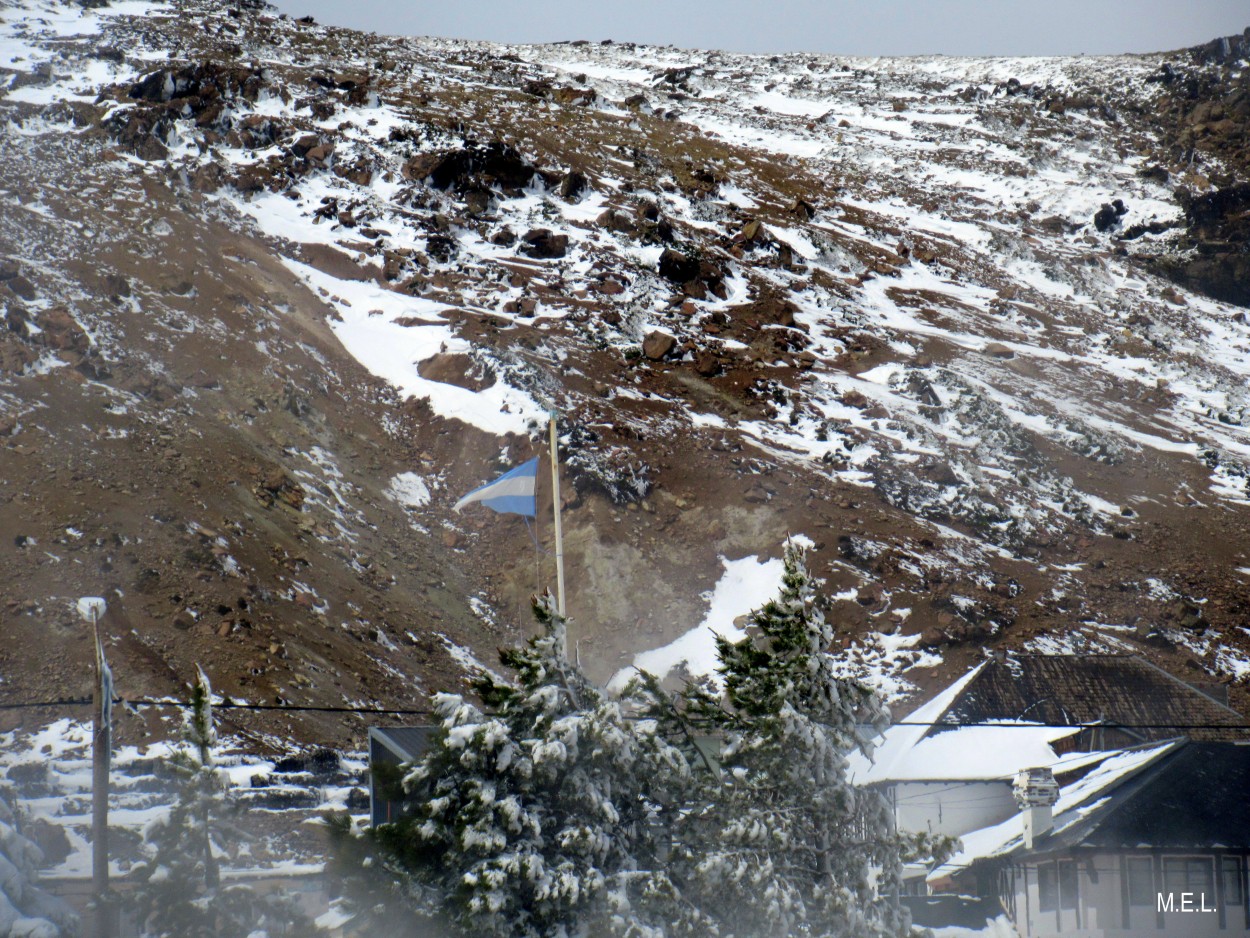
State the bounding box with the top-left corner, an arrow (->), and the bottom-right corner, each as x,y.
0,696 -> 1246,731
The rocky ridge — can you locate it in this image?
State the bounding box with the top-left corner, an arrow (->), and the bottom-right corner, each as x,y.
0,0 -> 1249,752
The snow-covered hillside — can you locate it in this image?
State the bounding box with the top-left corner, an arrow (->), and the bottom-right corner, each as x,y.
1,0 -> 1248,745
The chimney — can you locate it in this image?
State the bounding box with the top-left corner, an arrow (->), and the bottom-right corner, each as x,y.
1013,767 -> 1060,849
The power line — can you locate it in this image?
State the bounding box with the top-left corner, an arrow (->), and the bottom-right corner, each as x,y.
132,698 -> 435,716
892,720 -> 1250,730
0,697 -> 432,716
0,697 -> 1246,730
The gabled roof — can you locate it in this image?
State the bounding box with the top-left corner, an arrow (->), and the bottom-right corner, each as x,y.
848,663 -> 987,784
928,740 -> 1180,882
1047,741 -> 1250,851
851,719 -> 1081,784
935,655 -> 1246,742
850,653 -> 1247,785
932,740 -> 1250,881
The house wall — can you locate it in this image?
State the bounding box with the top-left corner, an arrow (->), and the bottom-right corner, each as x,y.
889,781 -> 1017,838
1004,851 -> 1250,937
368,733 -> 400,827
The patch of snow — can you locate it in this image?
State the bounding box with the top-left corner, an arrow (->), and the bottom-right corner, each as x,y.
438,633 -> 502,682
281,259 -> 546,436
608,552 -> 786,691
386,471 -> 432,508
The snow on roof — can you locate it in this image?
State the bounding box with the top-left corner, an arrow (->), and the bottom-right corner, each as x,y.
1047,747 -> 1121,778
847,662 -> 985,783
848,654 -> 1227,785
928,741 -> 1179,882
315,898 -> 356,931
854,721 -> 1081,783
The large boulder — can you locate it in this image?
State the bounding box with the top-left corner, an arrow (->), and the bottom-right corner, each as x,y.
289,133 -> 321,158
1093,199 -> 1127,232
693,350 -> 721,377
595,208 -> 635,234
518,228 -> 569,259
658,249 -> 700,283
128,61 -> 268,108
101,107 -> 174,161
402,141 -> 537,194
417,353 -> 496,391
641,331 -> 677,361
556,170 -> 588,200
1155,183 -> 1250,307
0,336 -> 37,374
3,275 -> 35,301
34,308 -> 89,353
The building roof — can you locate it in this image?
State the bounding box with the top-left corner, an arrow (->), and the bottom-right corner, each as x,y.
850,654 -> 1247,785
1050,741 -> 1250,851
849,663 -> 987,784
933,654 -> 1246,742
932,740 -> 1250,882
851,720 -> 1082,784
928,740 -> 1180,883
368,725 -> 434,763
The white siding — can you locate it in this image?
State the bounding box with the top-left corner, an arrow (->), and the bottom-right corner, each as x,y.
1007,852 -> 1250,937
890,780 -> 1018,838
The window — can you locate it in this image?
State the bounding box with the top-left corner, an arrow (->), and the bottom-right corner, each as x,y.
1038,863 -> 1058,913
1163,857 -> 1213,895
1222,857 -> 1244,906
1127,857 -> 1154,906
1058,860 -> 1079,911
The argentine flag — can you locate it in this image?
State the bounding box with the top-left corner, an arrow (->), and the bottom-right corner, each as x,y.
453,457 -> 539,517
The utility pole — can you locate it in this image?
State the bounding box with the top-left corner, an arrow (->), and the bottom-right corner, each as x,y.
79,597 -> 111,938
548,412 -> 566,619
548,412 -> 571,662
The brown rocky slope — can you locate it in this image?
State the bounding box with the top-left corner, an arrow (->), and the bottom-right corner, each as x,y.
1,2 -> 1250,751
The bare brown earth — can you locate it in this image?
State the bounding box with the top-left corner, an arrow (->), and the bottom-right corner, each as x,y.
1,4 -> 1250,754
0,150 -> 514,748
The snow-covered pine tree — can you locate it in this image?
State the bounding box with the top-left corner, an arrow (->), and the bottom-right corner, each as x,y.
129,666 -> 305,938
371,593 -> 692,938
0,789 -> 78,938
673,540 -> 911,938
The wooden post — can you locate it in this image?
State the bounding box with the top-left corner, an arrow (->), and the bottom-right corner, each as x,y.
548,412 -> 567,621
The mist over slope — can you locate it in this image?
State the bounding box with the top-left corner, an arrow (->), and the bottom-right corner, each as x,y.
2,0 -> 1249,746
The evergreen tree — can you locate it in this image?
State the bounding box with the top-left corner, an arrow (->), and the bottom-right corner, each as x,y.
672,540 -> 914,938
129,667 -> 305,938
367,594 -> 692,938
330,548 -> 944,938
0,788 -> 78,938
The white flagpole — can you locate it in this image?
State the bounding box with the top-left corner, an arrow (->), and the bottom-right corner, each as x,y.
78,597 -> 112,938
548,412 -> 566,621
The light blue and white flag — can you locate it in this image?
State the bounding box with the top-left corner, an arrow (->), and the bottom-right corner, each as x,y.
453,457 -> 539,517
